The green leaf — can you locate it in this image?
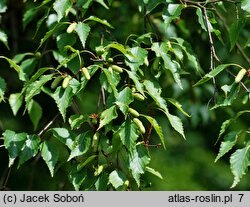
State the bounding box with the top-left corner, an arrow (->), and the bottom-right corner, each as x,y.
23,7 -> 38,29
53,0 -> 72,22
69,164 -> 87,190
106,42 -> 129,55
229,18 -> 245,51
109,170 -> 126,189
56,33 -> 77,53
95,173 -> 108,190
196,8 -> 206,31
9,93 -> 23,116
96,0 -> 109,9
241,0 -> 250,13
98,105 -> 118,130
144,80 -> 185,138
230,146 -> 250,188
215,131 -> 239,162
0,56 -> 26,81
51,128 -> 75,149
52,86 -> 74,121
152,42 -> 182,89
126,70 -> 145,95
145,166 -> 163,179
27,99 -> 43,130
162,4 -> 183,28
84,16 -> 114,29
69,114 -> 89,130
0,0 -> 7,13
218,110 -> 250,140
165,112 -> 185,139
77,155 -> 97,171
68,132 -> 91,161
41,139 -> 59,177
141,115 -> 165,149
18,134 -> 40,167
0,77 -> 6,102
20,58 -> 38,78
129,145 -> 150,186
38,23 -> 66,49
118,119 -> 139,151
102,68 -> 119,97
166,98 -> 190,117
115,87 -> 133,115
25,74 -> 53,105
211,83 -> 240,110
3,130 -> 27,167
0,29 -> 9,49
125,47 -> 148,72
75,22 -> 91,49
193,64 -> 232,86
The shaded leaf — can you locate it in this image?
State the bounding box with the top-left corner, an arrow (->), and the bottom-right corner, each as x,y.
77,155 -> 97,172
162,4 -> 183,28
0,77 -> 6,102
0,0 -> 7,13
27,99 -> 43,130
23,7 -> 38,29
41,139 -> 59,177
0,56 -> 26,81
68,132 -> 92,161
69,164 -> 87,190
98,105 -> 118,130
25,74 -> 53,105
196,8 -> 206,31
75,22 -> 91,48
230,146 -> 250,188
129,145 -> 150,186
215,131 -> 239,162
9,93 -> 24,116
69,114 -> 89,130
106,42 -> 129,55
211,83 -> 240,110
3,130 -> 27,167
126,70 -> 145,95
95,173 -> 108,190
229,18 -> 245,51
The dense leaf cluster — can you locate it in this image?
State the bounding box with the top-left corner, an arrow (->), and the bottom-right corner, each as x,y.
0,0 -> 250,190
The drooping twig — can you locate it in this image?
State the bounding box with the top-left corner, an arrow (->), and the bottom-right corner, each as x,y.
38,113 -> 60,137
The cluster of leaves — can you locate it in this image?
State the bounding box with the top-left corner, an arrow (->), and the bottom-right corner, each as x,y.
0,0 -> 250,189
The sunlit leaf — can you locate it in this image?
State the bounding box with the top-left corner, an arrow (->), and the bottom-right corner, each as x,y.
129,145 -> 150,186
53,0 -> 72,21
84,16 -> 114,28
9,93 -> 23,116
241,0 -> 250,13
51,128 -> 75,149
115,87 -> 133,115
0,29 -> 9,49
75,22 -> 91,49
118,119 -> 139,151
52,86 -> 74,121
18,134 -> 40,167
215,131 -> 239,162
230,146 -> 250,188
125,47 -> 148,72
98,105 -> 118,130
145,166 -> 163,179
3,130 -> 27,167
109,170 -> 126,189
69,114 -> 89,130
